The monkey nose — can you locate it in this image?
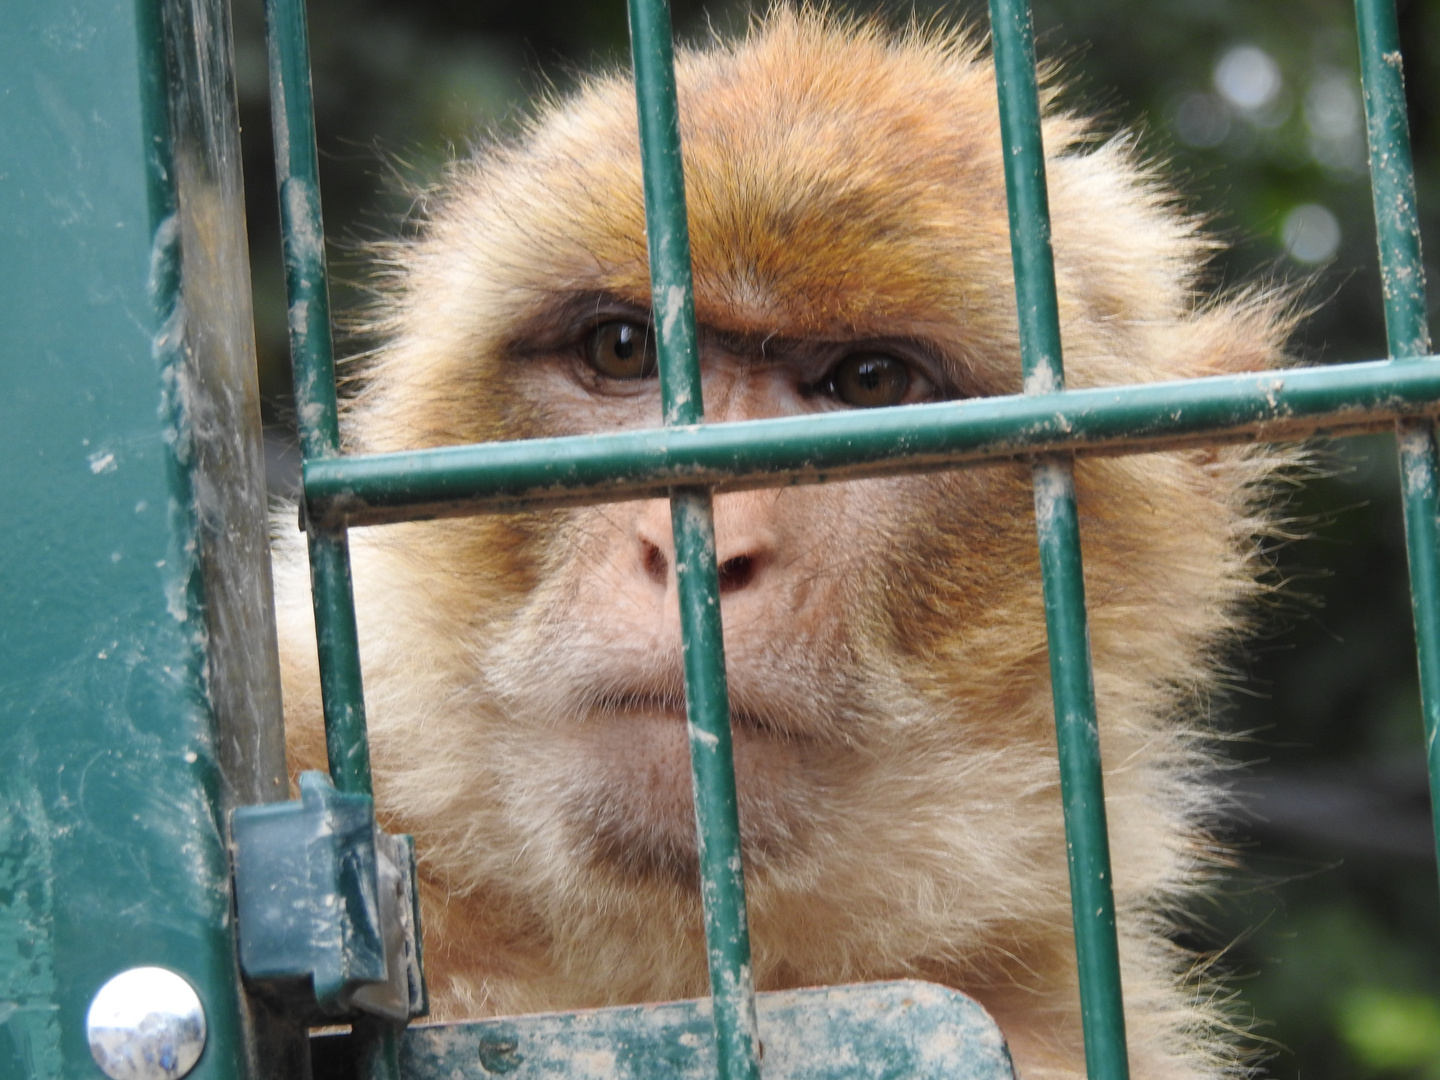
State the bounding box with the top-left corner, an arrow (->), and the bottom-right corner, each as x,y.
639,537 -> 669,587
633,496 -> 774,597
636,536 -> 764,594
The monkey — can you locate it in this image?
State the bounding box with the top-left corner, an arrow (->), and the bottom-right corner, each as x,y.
271,9 -> 1299,1079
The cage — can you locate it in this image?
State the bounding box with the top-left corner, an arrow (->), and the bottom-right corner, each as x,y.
0,0 -> 1433,1078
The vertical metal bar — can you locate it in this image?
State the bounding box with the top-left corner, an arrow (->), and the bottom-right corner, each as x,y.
265,1 -> 398,1076
988,2 -> 1130,1078
626,3 -> 762,1080
1396,422 -> 1440,865
1354,0 -> 1440,877
1356,0 -> 1429,359
264,0 -> 374,798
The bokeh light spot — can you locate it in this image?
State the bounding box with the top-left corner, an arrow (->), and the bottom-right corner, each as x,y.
1215,44 -> 1283,111
1282,203 -> 1342,263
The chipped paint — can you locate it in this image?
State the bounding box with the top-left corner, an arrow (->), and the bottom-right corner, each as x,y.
282,179 -> 324,264
1030,460 -> 1067,533
1399,426 -> 1437,498
687,723 -> 719,750
660,284 -> 688,343
150,203 -> 204,639
1022,364 -> 1059,396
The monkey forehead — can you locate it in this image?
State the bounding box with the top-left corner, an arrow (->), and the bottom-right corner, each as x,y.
672,15 -> 1018,340
431,15 -> 1031,341
410,10 -> 1203,376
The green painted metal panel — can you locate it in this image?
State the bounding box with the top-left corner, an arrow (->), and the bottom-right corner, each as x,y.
312,982 -> 1015,1080
0,0 -> 301,1077
300,357 -> 1440,528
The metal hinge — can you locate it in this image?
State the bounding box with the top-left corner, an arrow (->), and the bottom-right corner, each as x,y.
231,771 -> 428,1023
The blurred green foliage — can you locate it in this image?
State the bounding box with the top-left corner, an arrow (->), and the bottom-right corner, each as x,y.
232,1 -> 1440,1076
1340,985 -> 1440,1076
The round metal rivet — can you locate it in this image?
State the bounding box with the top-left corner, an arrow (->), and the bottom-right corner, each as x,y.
86,967 -> 206,1080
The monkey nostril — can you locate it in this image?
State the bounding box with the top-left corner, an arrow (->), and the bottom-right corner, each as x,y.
641,540 -> 669,585
717,555 -> 757,593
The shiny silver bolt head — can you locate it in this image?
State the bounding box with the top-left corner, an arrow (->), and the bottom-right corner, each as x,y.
86,966 -> 206,1080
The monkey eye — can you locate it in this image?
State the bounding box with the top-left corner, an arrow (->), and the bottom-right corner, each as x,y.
586,320 -> 657,380
825,353 -> 912,408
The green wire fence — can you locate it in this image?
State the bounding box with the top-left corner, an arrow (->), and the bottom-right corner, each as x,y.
263,2 -> 1437,1080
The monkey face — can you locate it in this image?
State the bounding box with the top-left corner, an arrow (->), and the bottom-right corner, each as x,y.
275,12 -> 1294,1031
337,19 -> 1080,893
476,334 -> 1045,885
405,310 -> 1044,881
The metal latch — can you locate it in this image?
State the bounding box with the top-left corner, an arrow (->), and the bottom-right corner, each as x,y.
231,771 -> 427,1022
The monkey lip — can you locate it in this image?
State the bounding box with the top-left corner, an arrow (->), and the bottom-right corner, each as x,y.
587,691 -> 803,744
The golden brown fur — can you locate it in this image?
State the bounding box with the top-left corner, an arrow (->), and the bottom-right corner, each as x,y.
273,11 -> 1296,1078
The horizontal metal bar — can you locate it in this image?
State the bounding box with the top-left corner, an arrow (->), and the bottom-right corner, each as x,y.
306,357 -> 1440,528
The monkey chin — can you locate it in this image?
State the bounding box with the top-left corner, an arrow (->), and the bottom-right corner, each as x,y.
550,703 -> 844,886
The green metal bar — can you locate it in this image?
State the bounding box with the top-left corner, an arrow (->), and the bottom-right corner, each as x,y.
1397,423 -> 1440,860
1355,0 -> 1440,879
628,0 -> 702,428
265,0 -> 399,1072
264,0 -> 374,798
988,2 -> 1129,1078
988,0 -> 1063,397
307,533 -> 374,793
303,358 -> 1440,527
1356,0 -> 1429,359
627,1 -> 761,1078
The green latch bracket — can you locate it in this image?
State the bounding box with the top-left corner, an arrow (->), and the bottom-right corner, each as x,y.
232,772 -> 428,1023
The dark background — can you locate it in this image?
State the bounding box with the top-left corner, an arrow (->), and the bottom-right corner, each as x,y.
230,0 -> 1440,1075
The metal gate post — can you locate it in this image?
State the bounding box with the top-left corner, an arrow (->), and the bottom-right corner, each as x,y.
0,0 -> 302,1077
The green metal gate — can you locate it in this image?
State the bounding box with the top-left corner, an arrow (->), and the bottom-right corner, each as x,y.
0,0 -> 1433,1078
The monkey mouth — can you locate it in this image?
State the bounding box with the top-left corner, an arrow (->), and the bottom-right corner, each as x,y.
557,687 -> 836,884
585,689 -> 802,744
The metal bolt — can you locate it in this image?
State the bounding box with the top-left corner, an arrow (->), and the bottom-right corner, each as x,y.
86,967 -> 207,1080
